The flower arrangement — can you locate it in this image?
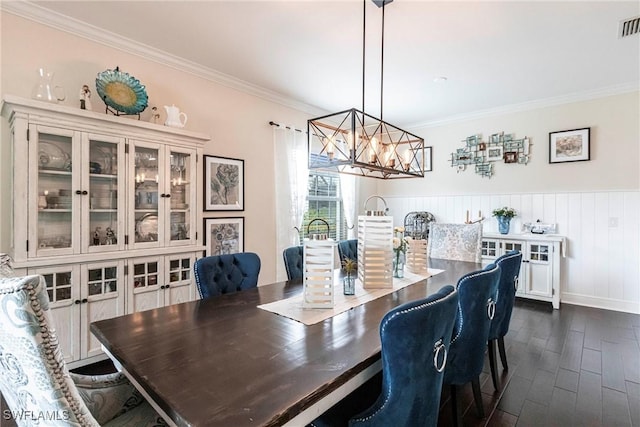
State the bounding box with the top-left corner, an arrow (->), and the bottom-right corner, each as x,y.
392,227 -> 411,278
492,207 -> 517,218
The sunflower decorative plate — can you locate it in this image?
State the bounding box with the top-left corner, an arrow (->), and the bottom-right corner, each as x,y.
96,67 -> 148,115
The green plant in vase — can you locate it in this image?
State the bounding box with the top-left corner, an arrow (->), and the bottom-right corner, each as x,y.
342,257 -> 357,295
492,206 -> 517,234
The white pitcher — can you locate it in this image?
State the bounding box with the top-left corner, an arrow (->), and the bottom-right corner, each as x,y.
164,105 -> 188,128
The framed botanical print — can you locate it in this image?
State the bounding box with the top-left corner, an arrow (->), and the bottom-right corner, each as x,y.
549,127 -> 590,163
204,217 -> 244,256
204,155 -> 244,211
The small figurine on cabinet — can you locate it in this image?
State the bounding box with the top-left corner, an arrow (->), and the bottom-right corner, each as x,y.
93,227 -> 102,245
79,84 -> 92,110
105,227 -> 116,245
149,106 -> 160,124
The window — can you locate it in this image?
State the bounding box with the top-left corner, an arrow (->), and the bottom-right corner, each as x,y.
300,171 -> 347,241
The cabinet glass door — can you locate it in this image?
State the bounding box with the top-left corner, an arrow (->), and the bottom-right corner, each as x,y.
133,145 -> 160,246
165,254 -> 196,305
167,149 -> 196,245
34,266 -> 80,363
32,126 -> 77,257
82,261 -> 125,358
87,136 -> 124,252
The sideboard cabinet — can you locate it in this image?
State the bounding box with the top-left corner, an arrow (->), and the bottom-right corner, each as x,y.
1,96 -> 208,368
481,232 -> 566,309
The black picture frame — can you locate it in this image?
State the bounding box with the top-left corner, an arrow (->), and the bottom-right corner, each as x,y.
549,127 -> 590,163
204,155 -> 244,211
203,217 -> 244,257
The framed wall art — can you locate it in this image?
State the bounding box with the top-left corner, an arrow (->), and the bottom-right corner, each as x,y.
424,146 -> 433,172
549,127 -> 590,163
204,217 -> 244,257
204,155 -> 244,211
487,146 -> 504,162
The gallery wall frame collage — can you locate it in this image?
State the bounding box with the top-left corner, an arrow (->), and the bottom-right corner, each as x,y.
203,155 -> 245,257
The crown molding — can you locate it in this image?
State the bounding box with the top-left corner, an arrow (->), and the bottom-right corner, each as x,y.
409,81 -> 640,129
3,1 -> 636,129
1,1 -> 326,117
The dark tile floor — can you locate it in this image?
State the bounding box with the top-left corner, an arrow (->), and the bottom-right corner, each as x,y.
2,300 -> 639,427
438,299 -> 640,427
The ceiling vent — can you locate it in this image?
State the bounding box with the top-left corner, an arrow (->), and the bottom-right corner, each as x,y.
619,16 -> 640,38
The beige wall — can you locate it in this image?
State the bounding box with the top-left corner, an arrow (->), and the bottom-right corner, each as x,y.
378,91 -> 640,197
2,11 -> 638,290
0,12 -> 311,284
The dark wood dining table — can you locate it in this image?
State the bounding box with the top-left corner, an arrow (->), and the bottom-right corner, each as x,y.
90,258 -> 480,427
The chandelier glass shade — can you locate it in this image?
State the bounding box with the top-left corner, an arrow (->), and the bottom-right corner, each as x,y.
307,0 -> 426,179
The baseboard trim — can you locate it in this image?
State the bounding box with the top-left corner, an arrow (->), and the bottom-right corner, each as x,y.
561,292 -> 640,314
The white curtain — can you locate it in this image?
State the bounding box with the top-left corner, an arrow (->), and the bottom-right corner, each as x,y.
273,124 -> 308,281
339,173 -> 358,239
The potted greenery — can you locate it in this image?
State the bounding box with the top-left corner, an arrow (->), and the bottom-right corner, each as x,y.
342,257 -> 357,295
492,206 -> 517,234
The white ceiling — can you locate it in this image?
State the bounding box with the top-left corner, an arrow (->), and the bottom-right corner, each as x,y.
20,1 -> 640,126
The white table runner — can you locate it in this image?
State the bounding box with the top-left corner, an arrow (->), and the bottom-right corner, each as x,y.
258,268 -> 444,325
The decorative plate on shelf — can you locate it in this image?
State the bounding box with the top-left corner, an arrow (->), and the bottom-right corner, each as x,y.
135,213 -> 158,242
39,141 -> 71,171
96,67 -> 148,115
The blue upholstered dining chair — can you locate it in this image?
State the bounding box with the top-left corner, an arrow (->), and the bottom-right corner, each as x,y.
487,250 -> 523,390
283,245 -> 304,281
0,275 -> 168,426
427,223 -> 483,263
443,263 -> 501,425
194,252 -> 261,299
310,285 -> 459,427
337,239 -> 358,264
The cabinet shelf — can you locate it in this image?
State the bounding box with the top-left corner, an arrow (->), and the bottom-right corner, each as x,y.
90,173 -> 118,180
40,169 -> 72,176
39,208 -> 72,213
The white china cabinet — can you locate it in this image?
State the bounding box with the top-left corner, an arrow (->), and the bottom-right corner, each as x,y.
1,96 -> 208,368
481,232 -> 566,309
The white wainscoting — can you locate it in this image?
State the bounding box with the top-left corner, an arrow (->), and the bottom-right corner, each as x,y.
381,191 -> 640,314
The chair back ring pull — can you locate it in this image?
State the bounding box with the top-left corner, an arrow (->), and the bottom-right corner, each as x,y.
487,298 -> 496,320
514,276 -> 519,291
433,338 -> 447,372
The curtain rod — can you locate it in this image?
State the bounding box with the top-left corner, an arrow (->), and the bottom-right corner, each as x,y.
269,121 -> 305,133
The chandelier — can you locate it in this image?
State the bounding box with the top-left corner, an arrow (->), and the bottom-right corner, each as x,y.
307,0 -> 425,179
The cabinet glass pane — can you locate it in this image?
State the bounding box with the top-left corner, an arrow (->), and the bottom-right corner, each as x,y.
37,133 -> 73,250
89,139 -> 119,248
530,244 -> 549,262
482,240 -> 498,257
133,261 -> 159,288
134,147 -> 159,243
169,151 -> 191,241
169,257 -> 191,283
43,272 -> 72,303
505,242 -> 523,252
87,266 -> 118,296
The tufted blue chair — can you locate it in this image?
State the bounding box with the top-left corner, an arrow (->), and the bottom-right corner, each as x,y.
443,263 -> 501,426
337,239 -> 358,265
283,245 -> 304,281
427,223 -> 483,263
194,252 -> 261,299
310,285 -> 459,427
0,275 -> 168,426
487,250 -> 522,390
